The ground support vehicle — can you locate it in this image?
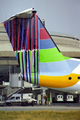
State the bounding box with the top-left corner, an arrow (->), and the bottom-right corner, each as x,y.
6,94 -> 37,106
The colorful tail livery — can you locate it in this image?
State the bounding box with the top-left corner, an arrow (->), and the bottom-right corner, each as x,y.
3,8 -> 80,93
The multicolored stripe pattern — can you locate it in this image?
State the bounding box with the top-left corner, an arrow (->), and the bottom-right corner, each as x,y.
3,12 -> 80,90
38,17 -> 72,77
4,15 -> 39,85
4,17 -> 39,51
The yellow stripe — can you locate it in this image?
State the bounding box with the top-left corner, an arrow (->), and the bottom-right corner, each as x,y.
39,73 -> 79,88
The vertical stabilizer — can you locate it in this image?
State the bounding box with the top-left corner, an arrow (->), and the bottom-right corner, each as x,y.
3,9 -> 71,86
4,10 -> 39,85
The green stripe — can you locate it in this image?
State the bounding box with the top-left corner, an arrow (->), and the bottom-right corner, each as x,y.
15,51 -> 17,56
39,47 -> 70,62
19,52 -> 22,72
30,51 -> 33,83
36,50 -> 37,84
23,52 -> 26,81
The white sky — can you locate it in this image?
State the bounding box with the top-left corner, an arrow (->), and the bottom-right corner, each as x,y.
0,0 -> 80,39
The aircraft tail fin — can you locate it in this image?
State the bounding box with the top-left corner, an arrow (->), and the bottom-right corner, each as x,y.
3,9 -> 69,85
3,9 -> 39,85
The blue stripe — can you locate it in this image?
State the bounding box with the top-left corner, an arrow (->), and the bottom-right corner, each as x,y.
40,39 -> 55,49
67,59 -> 80,70
39,60 -> 71,76
25,51 -> 28,82
39,59 -> 80,76
28,51 -> 31,83
16,52 -> 18,61
27,51 -> 30,82
6,22 -> 8,36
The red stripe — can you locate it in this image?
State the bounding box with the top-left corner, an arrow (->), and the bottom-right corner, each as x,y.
40,29 -> 50,40
17,19 -> 20,50
27,20 -> 30,50
14,19 -> 16,51
3,22 -> 6,29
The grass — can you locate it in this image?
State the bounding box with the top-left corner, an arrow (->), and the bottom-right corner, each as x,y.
0,110 -> 80,120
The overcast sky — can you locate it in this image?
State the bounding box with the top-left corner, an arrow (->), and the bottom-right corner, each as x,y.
0,0 -> 80,39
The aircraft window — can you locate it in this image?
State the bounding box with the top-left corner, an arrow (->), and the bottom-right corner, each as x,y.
68,77 -> 72,80
10,97 -> 15,100
16,97 -> 20,100
77,77 -> 80,80
58,96 -> 60,98
68,96 -> 70,98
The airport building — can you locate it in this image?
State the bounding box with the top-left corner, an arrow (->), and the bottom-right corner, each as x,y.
0,23 -> 80,104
